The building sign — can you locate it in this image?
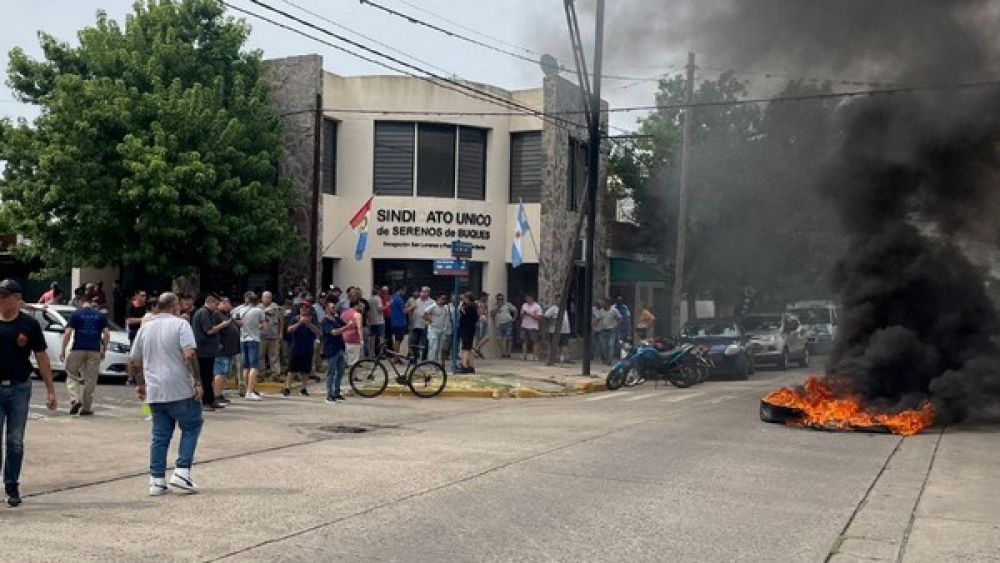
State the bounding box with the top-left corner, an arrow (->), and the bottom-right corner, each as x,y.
375,209 -> 493,250
451,240 -> 473,259
433,259 -> 470,277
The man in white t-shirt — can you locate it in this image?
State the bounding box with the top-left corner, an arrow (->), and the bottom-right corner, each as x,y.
129,293 -> 203,496
368,287 -> 385,356
409,287 -> 435,361
544,304 -> 572,364
421,293 -> 449,365
491,293 -> 517,359
233,292 -> 265,400
519,295 -> 544,361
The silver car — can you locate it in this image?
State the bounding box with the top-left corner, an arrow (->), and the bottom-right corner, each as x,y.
743,313 -> 809,370
23,304 -> 132,380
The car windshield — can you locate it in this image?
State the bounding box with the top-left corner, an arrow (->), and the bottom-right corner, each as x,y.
681,321 -> 739,338
743,315 -> 782,331
789,308 -> 831,325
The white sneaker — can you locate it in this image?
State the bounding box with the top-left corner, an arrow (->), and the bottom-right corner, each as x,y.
245,392 -> 262,401
169,470 -> 198,493
149,477 -> 169,496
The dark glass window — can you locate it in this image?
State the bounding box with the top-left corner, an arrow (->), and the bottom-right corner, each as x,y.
417,123 -> 456,198
373,121 -> 415,196
322,119 -> 337,194
457,127 -> 487,200
510,131 -> 542,203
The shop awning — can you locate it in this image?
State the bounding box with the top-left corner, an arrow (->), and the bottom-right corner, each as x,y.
610,258 -> 666,283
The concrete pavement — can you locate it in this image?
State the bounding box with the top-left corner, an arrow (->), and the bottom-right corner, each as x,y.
4,361 -> 998,561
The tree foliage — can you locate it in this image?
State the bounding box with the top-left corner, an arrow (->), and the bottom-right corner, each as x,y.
611,72 -> 846,310
0,0 -> 296,281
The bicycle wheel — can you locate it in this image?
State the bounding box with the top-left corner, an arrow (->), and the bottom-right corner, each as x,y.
349,359 -> 389,398
407,361 -> 448,398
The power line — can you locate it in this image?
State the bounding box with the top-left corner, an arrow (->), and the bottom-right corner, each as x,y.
274,79 -> 1000,119
357,0 -> 669,83
230,0 -> 582,131
274,0 -> 455,77
391,0 -> 539,57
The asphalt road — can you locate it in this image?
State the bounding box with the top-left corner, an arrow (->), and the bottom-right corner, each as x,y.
3,360 -> 992,562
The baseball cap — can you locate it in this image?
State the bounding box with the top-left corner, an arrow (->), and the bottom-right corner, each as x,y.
0,279 -> 22,295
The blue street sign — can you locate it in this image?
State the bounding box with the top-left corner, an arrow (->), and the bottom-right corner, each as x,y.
451,240 -> 473,259
433,259 -> 470,277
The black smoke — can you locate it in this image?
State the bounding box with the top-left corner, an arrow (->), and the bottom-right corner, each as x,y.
572,0 -> 1000,420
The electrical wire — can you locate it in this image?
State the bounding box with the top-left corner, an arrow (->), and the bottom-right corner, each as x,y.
228,0 -> 583,131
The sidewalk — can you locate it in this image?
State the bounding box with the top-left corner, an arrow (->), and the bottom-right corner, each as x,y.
252,356 -> 610,399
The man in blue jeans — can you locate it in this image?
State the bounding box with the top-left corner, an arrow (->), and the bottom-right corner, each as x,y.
320,303 -> 347,403
0,279 -> 58,507
129,293 -> 204,496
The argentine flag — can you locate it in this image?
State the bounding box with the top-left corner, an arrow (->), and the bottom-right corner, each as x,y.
350,196 -> 374,261
511,201 -> 530,268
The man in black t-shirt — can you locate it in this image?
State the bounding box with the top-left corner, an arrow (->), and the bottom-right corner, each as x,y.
0,279 -> 57,507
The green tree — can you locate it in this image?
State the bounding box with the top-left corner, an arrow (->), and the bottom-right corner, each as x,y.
0,0 -> 296,284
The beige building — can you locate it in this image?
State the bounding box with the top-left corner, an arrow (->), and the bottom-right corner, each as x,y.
266,55 -> 610,320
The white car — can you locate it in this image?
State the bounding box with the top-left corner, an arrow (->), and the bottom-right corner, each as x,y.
22,304 -> 132,381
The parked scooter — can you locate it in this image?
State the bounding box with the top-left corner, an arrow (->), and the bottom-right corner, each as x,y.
605,338 -> 711,391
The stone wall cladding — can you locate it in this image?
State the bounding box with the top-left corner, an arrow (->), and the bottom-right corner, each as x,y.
538,74 -> 610,308
264,55 -> 323,293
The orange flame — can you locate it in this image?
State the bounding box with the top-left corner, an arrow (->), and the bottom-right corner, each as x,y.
762,377 -> 935,436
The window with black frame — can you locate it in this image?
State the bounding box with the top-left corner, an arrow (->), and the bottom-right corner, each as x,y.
373,121 -> 487,199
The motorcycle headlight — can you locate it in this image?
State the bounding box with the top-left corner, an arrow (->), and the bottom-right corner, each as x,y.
108,342 -> 130,354
724,344 -> 741,356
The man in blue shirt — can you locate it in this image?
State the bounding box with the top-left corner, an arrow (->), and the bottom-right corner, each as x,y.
60,296 -> 109,415
320,303 -> 347,403
389,287 -> 408,354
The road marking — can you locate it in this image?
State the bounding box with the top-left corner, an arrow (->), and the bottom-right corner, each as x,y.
584,392 -> 630,402
708,394 -> 737,404
624,393 -> 659,402
662,392 -> 704,403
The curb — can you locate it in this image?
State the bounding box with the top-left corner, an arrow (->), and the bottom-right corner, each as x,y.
226,377 -> 609,399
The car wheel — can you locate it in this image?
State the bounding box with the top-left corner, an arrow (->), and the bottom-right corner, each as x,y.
799,347 -> 810,368
736,356 -> 750,380
777,348 -> 788,371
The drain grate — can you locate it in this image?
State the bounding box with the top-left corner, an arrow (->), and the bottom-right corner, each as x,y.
317,424 -> 369,434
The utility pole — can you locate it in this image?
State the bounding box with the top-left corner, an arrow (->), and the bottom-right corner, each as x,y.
580,0 -> 605,377
669,52 -> 696,335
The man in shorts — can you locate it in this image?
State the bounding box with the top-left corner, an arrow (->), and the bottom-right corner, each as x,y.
491,293 -> 516,358
519,294 -> 543,361
233,292 -> 264,400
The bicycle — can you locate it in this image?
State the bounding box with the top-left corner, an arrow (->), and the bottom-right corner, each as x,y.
348,343 -> 448,398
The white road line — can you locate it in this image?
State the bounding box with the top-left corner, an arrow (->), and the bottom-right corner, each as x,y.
624,393 -> 659,402
708,394 -> 738,404
584,392 -> 630,402
662,392 -> 704,403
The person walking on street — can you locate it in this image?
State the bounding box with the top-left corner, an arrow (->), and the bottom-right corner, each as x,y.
192,296 -> 229,410
519,295 -> 543,361
128,292 -> 203,496
233,292 -> 264,401
593,298 -> 621,364
0,279 -> 57,507
60,296 -> 109,416
473,292 -> 491,360
320,303 -> 347,403
124,290 -> 148,385
284,302 -> 321,397
491,293 -> 516,359
422,293 -> 449,366
457,292 -> 479,373
260,291 -> 284,382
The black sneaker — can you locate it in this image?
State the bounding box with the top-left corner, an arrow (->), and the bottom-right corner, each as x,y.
79,410 -> 94,416
299,388 -> 309,397
333,395 -> 346,402
5,485 -> 21,507
211,400 -> 226,409
218,395 -> 231,404
281,388 -> 291,397
69,401 -> 81,415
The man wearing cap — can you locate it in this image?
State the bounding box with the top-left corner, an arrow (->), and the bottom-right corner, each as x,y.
0,279 -> 58,507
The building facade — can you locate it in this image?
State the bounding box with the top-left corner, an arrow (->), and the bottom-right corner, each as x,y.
266,55 -> 610,312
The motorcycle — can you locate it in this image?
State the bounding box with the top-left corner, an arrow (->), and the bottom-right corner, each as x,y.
605,338 -> 712,391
